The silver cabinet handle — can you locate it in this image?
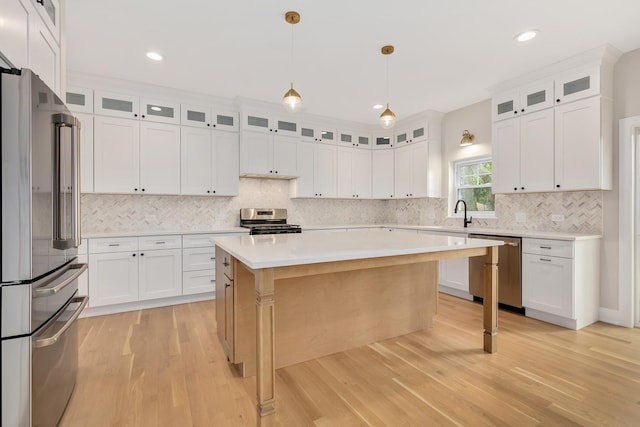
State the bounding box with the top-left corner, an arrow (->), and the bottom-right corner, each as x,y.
33,263 -> 88,297
539,258 -> 552,262
155,241 -> 166,245
108,243 -> 120,247
33,296 -> 88,348
539,246 -> 552,249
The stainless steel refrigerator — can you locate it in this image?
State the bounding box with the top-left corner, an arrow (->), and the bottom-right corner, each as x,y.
1,68 -> 88,427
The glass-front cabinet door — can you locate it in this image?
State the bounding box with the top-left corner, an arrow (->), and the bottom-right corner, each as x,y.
492,90 -> 519,122
94,90 -> 139,119
338,131 -> 354,147
243,112 -> 272,133
181,104 -> 212,128
373,134 -> 393,149
300,126 -> 317,142
519,79 -> 554,115
356,134 -> 371,149
411,123 -> 428,143
65,86 -> 93,114
140,98 -> 180,124
318,128 -> 336,144
275,118 -> 298,136
213,109 -> 238,131
33,0 -> 60,43
554,65 -> 600,104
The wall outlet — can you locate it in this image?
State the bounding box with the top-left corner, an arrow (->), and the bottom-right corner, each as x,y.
551,214 -> 565,222
515,212 -> 526,223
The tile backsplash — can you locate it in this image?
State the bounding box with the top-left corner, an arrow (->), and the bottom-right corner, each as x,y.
82,178 -> 603,235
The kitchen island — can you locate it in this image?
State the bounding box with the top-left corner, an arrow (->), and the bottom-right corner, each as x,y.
213,230 -> 502,426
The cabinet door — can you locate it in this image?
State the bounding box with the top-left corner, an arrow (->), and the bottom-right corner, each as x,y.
88,252 -> 138,307
338,131 -> 355,147
292,142 -> 315,197
439,257 -> 469,292
554,66 -> 600,104
139,122 -> 181,194
300,125 -> 318,143
29,12 -> 59,93
1,0 -> 30,69
181,104 -> 212,128
181,127 -> 212,195
519,79 -> 554,115
94,90 -> 139,119
75,113 -> 94,193
213,110 -> 238,132
356,134 -> 372,149
492,118 -> 520,194
94,116 -> 140,193
395,129 -> 409,146
66,86 -> 93,114
212,130 -> 239,196
243,113 -> 272,133
140,98 -> 180,124
492,90 -> 519,122
520,109 -> 554,192
371,149 -> 394,198
522,254 -> 573,318
373,135 -> 393,149
554,97 -> 601,191
274,118 -> 299,137
318,128 -> 336,144
138,249 -> 182,300
183,270 -> 215,296
241,132 -> 272,175
353,149 -> 372,198
410,123 -> 428,143
32,0 -> 60,43
410,142 -> 429,197
336,147 -> 355,198
314,144 -> 336,197
394,144 -> 412,198
272,135 -> 298,176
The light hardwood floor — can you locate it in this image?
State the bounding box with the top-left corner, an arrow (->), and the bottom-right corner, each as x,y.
60,294 -> 640,426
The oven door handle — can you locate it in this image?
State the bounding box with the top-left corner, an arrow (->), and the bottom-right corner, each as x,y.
32,296 -> 88,349
32,263 -> 88,298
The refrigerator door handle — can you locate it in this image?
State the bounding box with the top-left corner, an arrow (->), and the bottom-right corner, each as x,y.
32,263 -> 87,298
72,116 -> 81,248
32,296 -> 88,348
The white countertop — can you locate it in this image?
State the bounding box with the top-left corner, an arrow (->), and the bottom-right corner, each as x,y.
213,230 -> 503,270
83,227 -> 248,239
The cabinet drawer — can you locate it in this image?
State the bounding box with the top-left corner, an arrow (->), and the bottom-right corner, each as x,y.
183,270 -> 215,296
183,234 -> 218,248
183,247 -> 216,271
89,237 -> 138,253
139,235 -> 181,250
522,238 -> 573,258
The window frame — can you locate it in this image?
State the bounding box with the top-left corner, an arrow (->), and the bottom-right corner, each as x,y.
451,157 -> 496,218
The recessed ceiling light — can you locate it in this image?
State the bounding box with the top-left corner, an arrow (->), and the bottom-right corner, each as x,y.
515,30 -> 538,42
373,104 -> 384,110
146,51 -> 163,61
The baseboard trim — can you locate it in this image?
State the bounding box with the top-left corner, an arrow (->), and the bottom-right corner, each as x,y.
80,292 -> 215,318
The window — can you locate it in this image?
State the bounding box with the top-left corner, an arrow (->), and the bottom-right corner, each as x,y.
455,159 -> 495,212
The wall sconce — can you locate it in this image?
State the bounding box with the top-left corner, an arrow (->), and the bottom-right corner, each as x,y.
460,130 -> 474,146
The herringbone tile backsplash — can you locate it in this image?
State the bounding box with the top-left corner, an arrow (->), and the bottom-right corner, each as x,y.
82,178 -> 602,235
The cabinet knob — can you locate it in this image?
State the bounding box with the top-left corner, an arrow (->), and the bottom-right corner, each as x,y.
225,283 -> 231,288
514,187 -> 517,191
207,190 -> 210,193
141,115 -> 146,118
213,124 -> 216,127
521,109 -> 525,112
134,113 -> 138,118
207,123 -> 210,127
315,193 -> 318,196
556,184 -> 560,188
514,111 -> 518,114
134,188 -> 138,191
212,190 -> 216,194
521,187 -> 524,190
270,170 -> 273,173
142,188 -> 145,192
132,253 -> 136,257
140,253 -> 144,256
390,195 -> 393,198
319,193 -> 322,196
556,99 -> 561,103
274,129 -> 278,132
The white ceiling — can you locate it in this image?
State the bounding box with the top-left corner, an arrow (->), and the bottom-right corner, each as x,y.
65,0 -> 640,125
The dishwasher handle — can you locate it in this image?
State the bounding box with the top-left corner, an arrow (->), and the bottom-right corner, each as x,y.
503,241 -> 519,247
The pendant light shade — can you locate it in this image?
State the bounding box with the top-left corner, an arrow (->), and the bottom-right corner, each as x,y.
460,129 -> 475,146
283,11 -> 302,113
380,104 -> 396,129
283,83 -> 302,113
379,45 -> 396,129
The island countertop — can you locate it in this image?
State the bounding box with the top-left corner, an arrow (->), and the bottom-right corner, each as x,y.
212,230 -> 503,270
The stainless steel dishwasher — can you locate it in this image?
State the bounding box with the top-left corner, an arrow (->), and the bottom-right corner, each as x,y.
468,234 -> 523,310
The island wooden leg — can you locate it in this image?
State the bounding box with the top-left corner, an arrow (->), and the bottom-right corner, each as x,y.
255,268 -> 276,426
483,246 -> 498,353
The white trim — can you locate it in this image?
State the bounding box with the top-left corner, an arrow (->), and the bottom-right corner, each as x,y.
618,116 -> 639,328
452,156 -> 495,215
79,292 -> 215,318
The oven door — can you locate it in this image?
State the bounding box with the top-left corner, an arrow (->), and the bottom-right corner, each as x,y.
32,295 -> 88,427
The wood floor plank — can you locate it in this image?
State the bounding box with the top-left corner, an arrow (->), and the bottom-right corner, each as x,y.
59,294 -> 640,426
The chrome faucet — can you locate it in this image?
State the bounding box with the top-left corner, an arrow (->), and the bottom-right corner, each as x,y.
454,199 -> 472,228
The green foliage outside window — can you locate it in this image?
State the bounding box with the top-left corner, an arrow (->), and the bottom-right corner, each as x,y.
456,160 -> 495,212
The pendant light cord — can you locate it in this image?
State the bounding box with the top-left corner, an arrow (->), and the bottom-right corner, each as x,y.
386,54 -> 389,105
290,21 -> 294,86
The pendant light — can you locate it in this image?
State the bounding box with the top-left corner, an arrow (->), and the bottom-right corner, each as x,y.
460,130 -> 475,146
282,11 -> 302,113
379,45 -> 396,129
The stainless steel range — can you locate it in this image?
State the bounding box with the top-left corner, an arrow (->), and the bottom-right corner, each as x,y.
240,208 -> 302,235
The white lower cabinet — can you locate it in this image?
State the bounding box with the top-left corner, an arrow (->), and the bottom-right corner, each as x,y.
522,237 -> 600,329
418,230 -> 471,299
88,235 -> 182,308
182,238 -> 216,295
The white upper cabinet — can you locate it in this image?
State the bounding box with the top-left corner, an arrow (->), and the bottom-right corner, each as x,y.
241,132 -> 298,178
493,109 -> 554,194
353,149 -> 372,198
371,149 -> 394,199
242,112 -> 298,136
554,96 -> 612,191
65,86 -> 93,113
394,121 -> 428,146
181,104 -> 212,128
29,9 -> 59,93
212,130 -> 240,195
299,125 -> 337,144
290,142 -> 336,198
373,134 -> 393,150
394,141 -> 428,198
94,90 -> 140,119
94,116 -> 181,194
213,110 -> 238,131
336,147 -> 355,197
339,130 -> 372,149
1,0 -> 30,69
139,122 -> 181,194
139,98 -> 180,124
492,78 -> 553,121
554,65 -> 601,105
31,0 -> 60,44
